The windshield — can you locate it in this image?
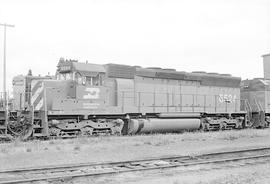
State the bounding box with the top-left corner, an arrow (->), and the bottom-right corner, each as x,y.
56,72 -> 104,86
56,73 -> 74,80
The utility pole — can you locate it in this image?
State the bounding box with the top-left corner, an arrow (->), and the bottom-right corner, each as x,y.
0,23 -> 14,113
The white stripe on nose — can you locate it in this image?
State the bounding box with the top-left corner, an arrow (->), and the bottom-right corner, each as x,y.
31,85 -> 44,105
35,98 -> 44,110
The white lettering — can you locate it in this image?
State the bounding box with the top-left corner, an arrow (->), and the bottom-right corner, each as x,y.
83,88 -> 100,99
219,94 -> 237,103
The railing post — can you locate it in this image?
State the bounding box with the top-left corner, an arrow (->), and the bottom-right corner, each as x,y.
235,99 -> 237,112
43,87 -> 48,136
134,90 -> 136,106
215,95 -> 217,112
180,93 -> 182,112
19,93 -> 22,110
192,94 -> 195,112
173,93 -> 177,112
153,92 -> 156,113
234,99 -> 236,112
122,91 -> 124,113
167,93 -> 169,112
138,92 -> 141,113
204,95 -> 206,112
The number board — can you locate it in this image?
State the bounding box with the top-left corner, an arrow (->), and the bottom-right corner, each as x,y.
60,65 -> 71,72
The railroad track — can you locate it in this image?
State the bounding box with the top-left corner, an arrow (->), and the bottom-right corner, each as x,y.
1,147 -> 270,184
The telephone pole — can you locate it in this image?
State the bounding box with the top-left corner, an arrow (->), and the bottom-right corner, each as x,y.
0,23 -> 14,112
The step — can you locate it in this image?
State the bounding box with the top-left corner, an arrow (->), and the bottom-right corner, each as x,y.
33,133 -> 44,137
0,125 -> 7,129
0,135 -> 10,140
34,119 -> 43,121
33,125 -> 42,128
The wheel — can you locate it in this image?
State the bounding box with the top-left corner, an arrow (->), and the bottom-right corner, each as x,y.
49,127 -> 61,137
219,121 -> 227,130
80,126 -> 94,136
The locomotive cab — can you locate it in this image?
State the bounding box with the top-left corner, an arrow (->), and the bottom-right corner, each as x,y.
53,58 -> 108,112
29,58 -> 124,138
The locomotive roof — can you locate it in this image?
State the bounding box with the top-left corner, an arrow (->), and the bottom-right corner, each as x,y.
73,62 -> 106,73
262,53 -> 270,57
106,63 -> 241,88
13,74 -> 52,85
57,59 -> 241,88
57,59 -> 106,74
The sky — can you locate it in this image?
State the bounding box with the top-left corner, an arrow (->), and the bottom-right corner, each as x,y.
0,0 -> 269,92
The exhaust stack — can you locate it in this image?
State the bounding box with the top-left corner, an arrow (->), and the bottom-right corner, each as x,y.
263,54 -> 270,79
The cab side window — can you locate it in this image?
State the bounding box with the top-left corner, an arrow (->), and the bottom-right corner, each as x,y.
86,76 -> 99,86
86,76 -> 93,85
75,73 -> 104,86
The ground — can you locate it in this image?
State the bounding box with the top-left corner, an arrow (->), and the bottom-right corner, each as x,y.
1,129 -> 270,183
70,162 -> 270,184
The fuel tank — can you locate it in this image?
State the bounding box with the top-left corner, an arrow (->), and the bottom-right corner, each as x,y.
128,118 -> 201,134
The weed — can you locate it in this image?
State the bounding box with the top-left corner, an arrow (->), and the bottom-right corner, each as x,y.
49,140 -> 55,145
76,137 -> 89,145
133,142 -> 142,146
143,141 -> 152,145
0,147 -> 8,154
13,139 -> 22,147
224,135 -> 238,141
74,145 -> 81,151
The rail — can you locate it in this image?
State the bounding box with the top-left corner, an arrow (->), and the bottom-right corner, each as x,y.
1,146 -> 270,184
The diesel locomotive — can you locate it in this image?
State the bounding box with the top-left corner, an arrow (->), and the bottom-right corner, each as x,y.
2,54 -> 270,140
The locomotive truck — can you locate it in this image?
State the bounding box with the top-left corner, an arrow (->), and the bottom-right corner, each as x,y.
0,57 -> 249,140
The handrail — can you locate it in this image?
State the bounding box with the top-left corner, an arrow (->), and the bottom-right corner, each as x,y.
4,90 -> 243,113
254,98 -> 264,112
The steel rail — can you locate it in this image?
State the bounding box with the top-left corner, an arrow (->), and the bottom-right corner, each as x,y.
1,146 -> 270,184
1,146 -> 270,173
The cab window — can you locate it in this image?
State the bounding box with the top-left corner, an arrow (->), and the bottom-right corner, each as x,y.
74,73 -> 104,86
86,76 -> 99,86
57,73 -> 73,80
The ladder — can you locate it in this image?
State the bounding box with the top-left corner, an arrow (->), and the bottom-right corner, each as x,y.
0,110 -> 7,138
254,98 -> 266,127
244,100 -> 253,127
